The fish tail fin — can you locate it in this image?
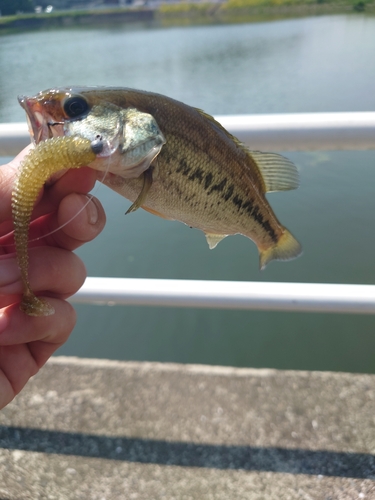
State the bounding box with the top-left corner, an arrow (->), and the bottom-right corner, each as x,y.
259,229 -> 302,270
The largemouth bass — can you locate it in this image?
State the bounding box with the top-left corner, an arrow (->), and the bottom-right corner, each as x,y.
15,86 -> 301,315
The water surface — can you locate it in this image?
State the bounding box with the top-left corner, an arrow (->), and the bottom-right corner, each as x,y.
1,14 -> 375,372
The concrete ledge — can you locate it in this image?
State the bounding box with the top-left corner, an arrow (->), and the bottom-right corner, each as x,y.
1,357 -> 375,499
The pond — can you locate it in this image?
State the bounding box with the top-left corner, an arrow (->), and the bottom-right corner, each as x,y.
1,13 -> 375,372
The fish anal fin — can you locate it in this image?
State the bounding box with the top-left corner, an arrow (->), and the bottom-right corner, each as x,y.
249,151 -> 299,193
205,232 -> 228,250
259,229 -> 302,270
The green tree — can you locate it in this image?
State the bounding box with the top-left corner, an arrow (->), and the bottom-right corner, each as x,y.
0,0 -> 34,15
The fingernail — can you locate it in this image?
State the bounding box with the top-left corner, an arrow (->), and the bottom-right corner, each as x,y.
85,196 -> 99,225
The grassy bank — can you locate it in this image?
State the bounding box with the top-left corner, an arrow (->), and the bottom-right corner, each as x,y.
159,0 -> 375,25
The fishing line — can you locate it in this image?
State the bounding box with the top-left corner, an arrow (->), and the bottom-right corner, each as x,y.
1,151 -> 113,248
27,153 -> 113,242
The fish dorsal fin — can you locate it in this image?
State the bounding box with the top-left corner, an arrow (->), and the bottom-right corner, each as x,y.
195,108 -> 299,193
196,108 -> 245,148
249,151 -> 299,193
205,232 -> 228,249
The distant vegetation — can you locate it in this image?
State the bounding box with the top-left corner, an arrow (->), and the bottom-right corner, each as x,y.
0,0 -> 373,32
221,0 -> 366,5
220,0 -> 370,9
159,0 -> 374,22
158,0 -> 372,8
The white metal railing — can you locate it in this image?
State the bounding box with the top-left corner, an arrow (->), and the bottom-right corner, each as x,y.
70,278 -> 375,315
0,112 -> 374,155
1,112 -> 375,314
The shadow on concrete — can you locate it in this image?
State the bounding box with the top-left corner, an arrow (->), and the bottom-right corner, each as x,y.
1,426 -> 374,479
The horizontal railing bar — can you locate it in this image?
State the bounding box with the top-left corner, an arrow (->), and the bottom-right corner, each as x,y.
1,112 -> 374,156
217,112 -> 375,151
0,123 -> 30,157
69,277 -> 375,314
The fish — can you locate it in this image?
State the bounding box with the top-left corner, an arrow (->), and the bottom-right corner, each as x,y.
16,86 -> 302,315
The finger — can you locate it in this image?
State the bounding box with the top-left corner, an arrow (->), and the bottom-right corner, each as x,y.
36,167 -> 98,216
0,191 -> 105,256
9,193 -> 106,251
0,341 -> 39,408
0,299 -> 75,407
0,246 -> 86,308
41,193 -> 106,251
0,298 -> 75,351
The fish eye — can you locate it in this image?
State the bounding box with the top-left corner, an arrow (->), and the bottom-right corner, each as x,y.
63,95 -> 89,119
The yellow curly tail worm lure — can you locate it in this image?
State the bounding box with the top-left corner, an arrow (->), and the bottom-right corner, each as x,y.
12,136 -> 102,317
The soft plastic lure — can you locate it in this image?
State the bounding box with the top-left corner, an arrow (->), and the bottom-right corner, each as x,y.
12,135 -> 101,316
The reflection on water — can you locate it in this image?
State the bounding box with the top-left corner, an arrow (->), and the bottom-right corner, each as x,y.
65,150 -> 375,373
1,14 -> 374,121
1,14 -> 375,372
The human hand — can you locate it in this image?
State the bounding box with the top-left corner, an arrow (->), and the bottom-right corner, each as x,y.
0,145 -> 106,409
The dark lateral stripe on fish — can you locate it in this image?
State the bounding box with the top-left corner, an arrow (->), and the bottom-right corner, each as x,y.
233,194 -> 243,209
233,197 -> 278,243
188,167 -> 205,183
208,178 -> 227,195
176,159 -> 229,196
204,172 -> 213,189
175,158 -> 278,242
262,220 -> 276,241
176,158 -> 191,176
176,159 -> 223,194
224,184 -> 234,201
250,207 -> 278,243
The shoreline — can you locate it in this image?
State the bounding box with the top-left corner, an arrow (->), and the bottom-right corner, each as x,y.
0,2 -> 374,32
159,2 -> 374,26
0,9 -> 155,32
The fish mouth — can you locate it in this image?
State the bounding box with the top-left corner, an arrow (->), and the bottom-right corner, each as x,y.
18,95 -> 65,144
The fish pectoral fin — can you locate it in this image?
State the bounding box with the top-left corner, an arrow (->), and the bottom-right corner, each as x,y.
205,232 -> 228,250
259,229 -> 302,270
249,151 -> 299,193
125,167 -> 153,215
